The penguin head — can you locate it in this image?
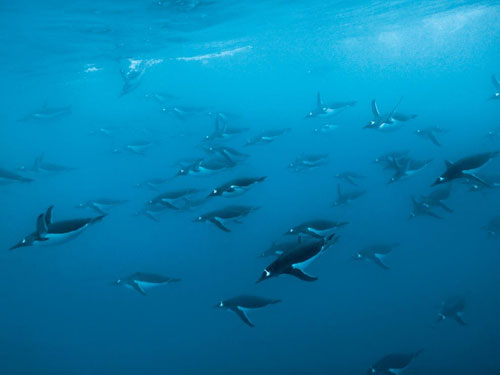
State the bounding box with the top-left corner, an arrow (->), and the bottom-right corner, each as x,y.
285,228 -> 295,235
364,120 -> 376,129
176,168 -> 188,176
9,235 -> 35,250
408,212 -> 416,220
436,312 -> 446,322
305,111 -> 314,118
208,189 -> 220,197
431,176 -> 446,186
194,215 -> 205,223
256,269 -> 272,283
213,301 -> 225,309
112,279 -> 123,286
352,253 -> 363,261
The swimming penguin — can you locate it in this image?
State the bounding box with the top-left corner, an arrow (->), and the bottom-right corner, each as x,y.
306,92 -> 356,118
369,350 -> 423,374
214,295 -> 281,327
288,154 -> 328,172
117,140 -> 155,155
134,204 -> 170,222
285,219 -> 348,238
409,197 -> 442,220
245,128 -> 291,146
313,124 -> 340,134
489,74 -> 500,100
203,145 -> 249,161
431,151 -> 500,186
18,103 -> 72,122
482,216 -> 500,237
0,167 -> 33,184
176,156 -> 235,177
149,188 -> 201,209
373,151 -> 410,169
135,177 -> 169,191
113,272 -> 180,296
119,59 -> 145,96
420,185 -> 453,213
163,105 -> 207,120
9,206 -> 106,250
415,126 -> 445,147
144,92 -> 177,105
352,243 -> 399,270
332,184 -> 366,207
194,205 -> 259,232
364,99 -> 417,131
204,113 -> 248,141
335,171 -> 365,186
208,177 -> 267,198
437,295 -> 467,326
257,234 -> 337,283
388,157 -> 432,183
76,199 -> 128,214
19,153 -> 75,174
258,237 -> 304,258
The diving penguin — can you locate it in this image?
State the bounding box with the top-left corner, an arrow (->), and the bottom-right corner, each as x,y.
113,272 -> 181,296
306,92 -> 356,118
489,74 -> 500,100
364,98 -> 416,131
352,243 -> 399,270
195,205 -> 259,232
285,219 -> 348,238
76,199 -> 128,214
368,350 -> 423,374
437,294 -> 467,326
332,184 -> 365,207
214,295 -> 281,327
208,177 -> 267,198
10,206 -> 105,250
0,167 -> 33,184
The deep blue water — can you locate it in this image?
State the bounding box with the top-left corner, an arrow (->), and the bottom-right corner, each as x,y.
1,1 -> 500,374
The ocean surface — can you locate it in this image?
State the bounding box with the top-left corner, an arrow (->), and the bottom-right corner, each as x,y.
1,1 -> 500,374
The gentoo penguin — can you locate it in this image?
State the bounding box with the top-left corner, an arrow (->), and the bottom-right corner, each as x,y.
285,219 -> 348,238
245,128 -> 290,146
431,151 -> 500,186
113,272 -> 180,296
288,154 -> 328,172
388,157 -> 432,184
369,350 -> 423,374
313,124 -> 340,133
414,126 -> 446,147
114,140 -> 155,155
364,99 -> 417,131
203,145 -> 249,161
9,206 -> 106,250
437,295 -> 467,326
149,188 -> 201,209
420,185 -> 453,213
208,177 -> 267,198
163,105 -> 207,120
306,92 -> 356,118
332,184 -> 365,207
18,103 -> 71,122
195,205 -> 259,232
19,153 -> 75,174
214,295 -> 281,327
76,199 -> 128,214
119,59 -> 145,96
482,216 -> 500,237
409,197 -> 442,220
257,234 -> 337,283
352,243 -> 399,269
204,113 -> 248,141
176,156 -> 235,177
489,74 -> 500,100
0,167 -> 33,184
335,171 -> 364,186
373,151 -> 409,168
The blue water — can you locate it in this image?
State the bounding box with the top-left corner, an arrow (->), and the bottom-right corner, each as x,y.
1,1 -> 500,374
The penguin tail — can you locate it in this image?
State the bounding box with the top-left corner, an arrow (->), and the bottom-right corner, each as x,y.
270,299 -> 281,305
258,176 -> 267,182
90,214 -> 107,224
414,348 -> 424,359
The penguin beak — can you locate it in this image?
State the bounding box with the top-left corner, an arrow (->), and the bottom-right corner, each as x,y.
256,271 -> 269,284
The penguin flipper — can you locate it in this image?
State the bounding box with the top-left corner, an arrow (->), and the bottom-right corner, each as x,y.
438,202 -> 453,213
144,212 -> 160,222
454,314 -> 467,326
492,74 -> 500,91
210,218 -> 231,232
45,205 -> 54,225
463,173 -> 490,188
132,282 -> 147,296
36,213 -> 48,239
285,267 -> 318,281
426,211 -> 443,220
371,99 -> 380,117
232,308 -> 254,327
372,256 -> 390,270
428,133 -> 441,147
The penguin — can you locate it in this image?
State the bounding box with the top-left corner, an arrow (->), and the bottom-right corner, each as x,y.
113,272 -> 180,296
149,188 -> 201,209
194,205 -> 259,232
489,74 -> 500,100
257,234 -> 337,283
9,206 -> 106,250
369,350 -> 423,374
115,140 -> 155,155
335,171 -> 364,186
258,236 -> 304,258
245,128 -> 290,146
204,113 -> 248,141
0,167 -> 33,184
203,145 -> 249,161
144,92 -> 177,105
208,177 -> 267,198
431,151 -> 500,186
333,184 -> 366,207
364,99 -> 417,131
76,199 -> 128,214
285,219 -> 348,238
437,295 -> 467,326
388,157 -> 432,184
214,295 -> 281,327
288,154 -> 328,172
485,126 -> 500,142
18,103 -> 71,122
420,185 -> 453,213
134,204 -> 170,222
464,173 -> 500,192
306,92 -> 356,118
163,105 -> 207,120
414,126 -> 445,147
119,59 -> 145,97
135,177 -> 169,191
352,243 -> 399,270
409,197 -> 442,220
373,151 -> 410,169
313,124 -> 340,134
19,153 -> 75,174
176,156 -> 235,177
482,216 -> 500,237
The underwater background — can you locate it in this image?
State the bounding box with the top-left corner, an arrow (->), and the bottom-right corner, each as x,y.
1,0 -> 500,374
